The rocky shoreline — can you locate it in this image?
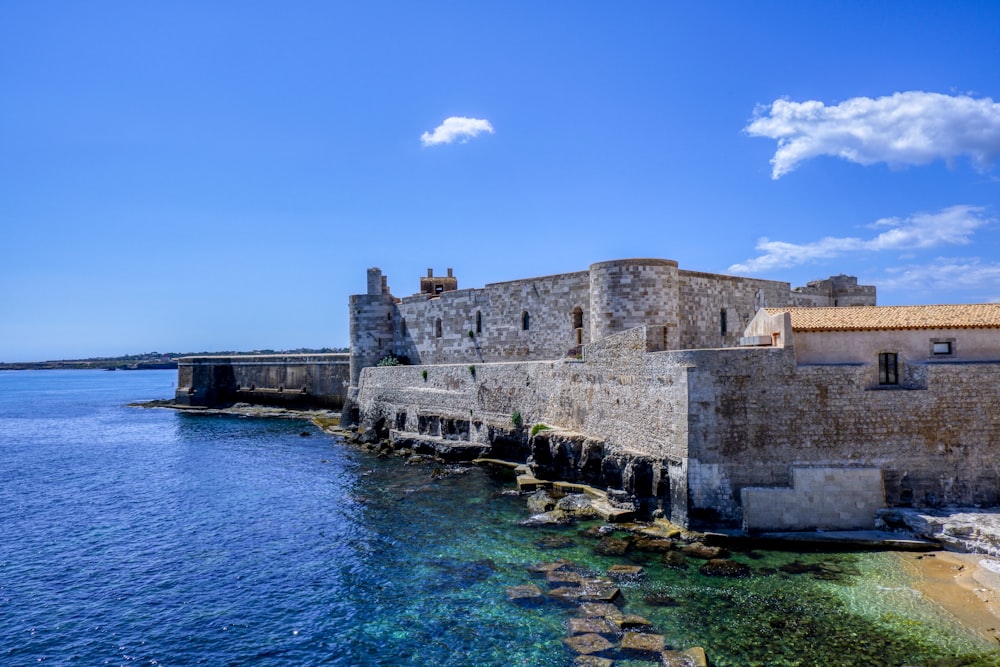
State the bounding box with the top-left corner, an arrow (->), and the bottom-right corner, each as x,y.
135,401 -> 1000,654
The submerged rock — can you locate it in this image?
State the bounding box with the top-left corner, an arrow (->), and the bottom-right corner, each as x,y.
661,551 -> 689,569
662,647 -> 709,667
607,563 -> 644,579
644,591 -> 680,607
577,601 -> 623,619
536,534 -> 576,549
567,616 -> 618,637
573,656 -> 613,667
593,536 -> 631,556
680,542 -> 728,560
699,558 -> 751,578
505,584 -> 543,601
620,631 -> 665,655
563,632 -> 614,656
520,510 -> 571,526
633,537 -> 674,553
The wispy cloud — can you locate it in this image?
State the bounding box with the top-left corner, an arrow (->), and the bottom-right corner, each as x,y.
420,116 -> 494,147
880,258 -> 1000,297
729,205 -> 992,273
745,92 -> 1000,179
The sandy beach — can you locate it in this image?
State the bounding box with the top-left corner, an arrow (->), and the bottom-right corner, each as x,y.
902,550 -> 1000,644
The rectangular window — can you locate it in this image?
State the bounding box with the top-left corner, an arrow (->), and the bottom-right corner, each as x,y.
720,309 -> 727,337
878,352 -> 898,385
932,341 -> 952,355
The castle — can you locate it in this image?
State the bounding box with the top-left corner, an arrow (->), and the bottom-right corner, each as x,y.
347,258 -> 875,386
177,257 -> 1000,532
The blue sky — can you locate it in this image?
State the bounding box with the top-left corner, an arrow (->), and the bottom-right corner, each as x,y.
2,2 -> 1000,361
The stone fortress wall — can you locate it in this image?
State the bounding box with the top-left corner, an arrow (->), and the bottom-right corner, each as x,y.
346,258 -> 902,531
348,258 -> 874,386
353,325 -> 1000,531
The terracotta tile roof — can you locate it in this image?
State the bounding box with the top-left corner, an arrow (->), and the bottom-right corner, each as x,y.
764,304 -> 1000,331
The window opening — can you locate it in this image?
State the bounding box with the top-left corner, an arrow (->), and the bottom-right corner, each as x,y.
522,311 -> 530,331
720,309 -> 727,337
878,352 -> 898,385
932,341 -> 952,355
435,318 -> 442,338
476,311 -> 482,334
572,306 -> 583,330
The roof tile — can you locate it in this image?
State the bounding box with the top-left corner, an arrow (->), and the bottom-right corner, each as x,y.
764,304 -> 1000,331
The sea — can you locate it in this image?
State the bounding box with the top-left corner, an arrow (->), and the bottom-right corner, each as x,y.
2,369 -> 999,667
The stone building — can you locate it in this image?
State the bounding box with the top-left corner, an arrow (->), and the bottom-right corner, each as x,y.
348,258 -> 875,387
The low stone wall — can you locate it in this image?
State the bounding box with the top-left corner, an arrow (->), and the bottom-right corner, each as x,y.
175,354 -> 349,409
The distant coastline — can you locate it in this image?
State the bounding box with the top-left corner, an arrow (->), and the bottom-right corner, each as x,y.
0,348 -> 347,372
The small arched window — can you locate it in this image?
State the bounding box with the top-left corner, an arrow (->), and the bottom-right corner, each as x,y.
521,311 -> 530,331
572,306 -> 583,330
435,318 -> 442,338
476,311 -> 482,334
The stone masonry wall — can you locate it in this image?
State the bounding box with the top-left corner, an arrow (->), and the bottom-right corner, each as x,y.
356,327 -> 1000,530
675,270 -> 791,349
392,270 -> 592,366
683,349 -> 1000,525
176,354 -> 350,409
349,260 -> 875,388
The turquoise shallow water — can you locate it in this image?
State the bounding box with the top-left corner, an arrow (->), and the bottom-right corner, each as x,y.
1,370 -> 999,666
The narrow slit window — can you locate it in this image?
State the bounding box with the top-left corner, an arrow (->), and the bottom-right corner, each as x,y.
720,309 -> 727,337
435,318 -> 442,338
878,352 -> 898,385
521,311 -> 530,331
476,311 -> 482,334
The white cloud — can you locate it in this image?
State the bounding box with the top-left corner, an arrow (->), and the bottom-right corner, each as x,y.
729,205 -> 991,273
879,258 -> 1000,295
420,116 -> 494,147
745,92 -> 1000,178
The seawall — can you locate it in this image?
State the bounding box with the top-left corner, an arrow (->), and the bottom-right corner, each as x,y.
175,354 -> 349,409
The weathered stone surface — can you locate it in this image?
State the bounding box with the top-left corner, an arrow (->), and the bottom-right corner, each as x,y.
578,583 -> 622,603
557,493 -> 599,518
661,647 -> 708,667
546,570 -> 583,586
505,584 -> 543,600
563,633 -> 614,655
680,542 -> 728,560
520,510 -> 571,526
577,602 -> 623,619
527,489 -> 557,513
607,564 -> 644,578
633,537 -> 674,552
528,559 -> 572,574
549,586 -> 584,602
517,475 -> 551,492
613,614 -> 653,631
699,558 -> 751,578
567,616 -> 619,637
644,591 -> 680,607
593,536 -> 632,556
876,508 -> 1000,556
574,656 -> 614,667
621,631 -> 665,654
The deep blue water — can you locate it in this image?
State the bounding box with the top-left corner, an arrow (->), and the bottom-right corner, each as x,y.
2,370 -> 999,667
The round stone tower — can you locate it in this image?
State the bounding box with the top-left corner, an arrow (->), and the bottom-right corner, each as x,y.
589,258 -> 679,343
